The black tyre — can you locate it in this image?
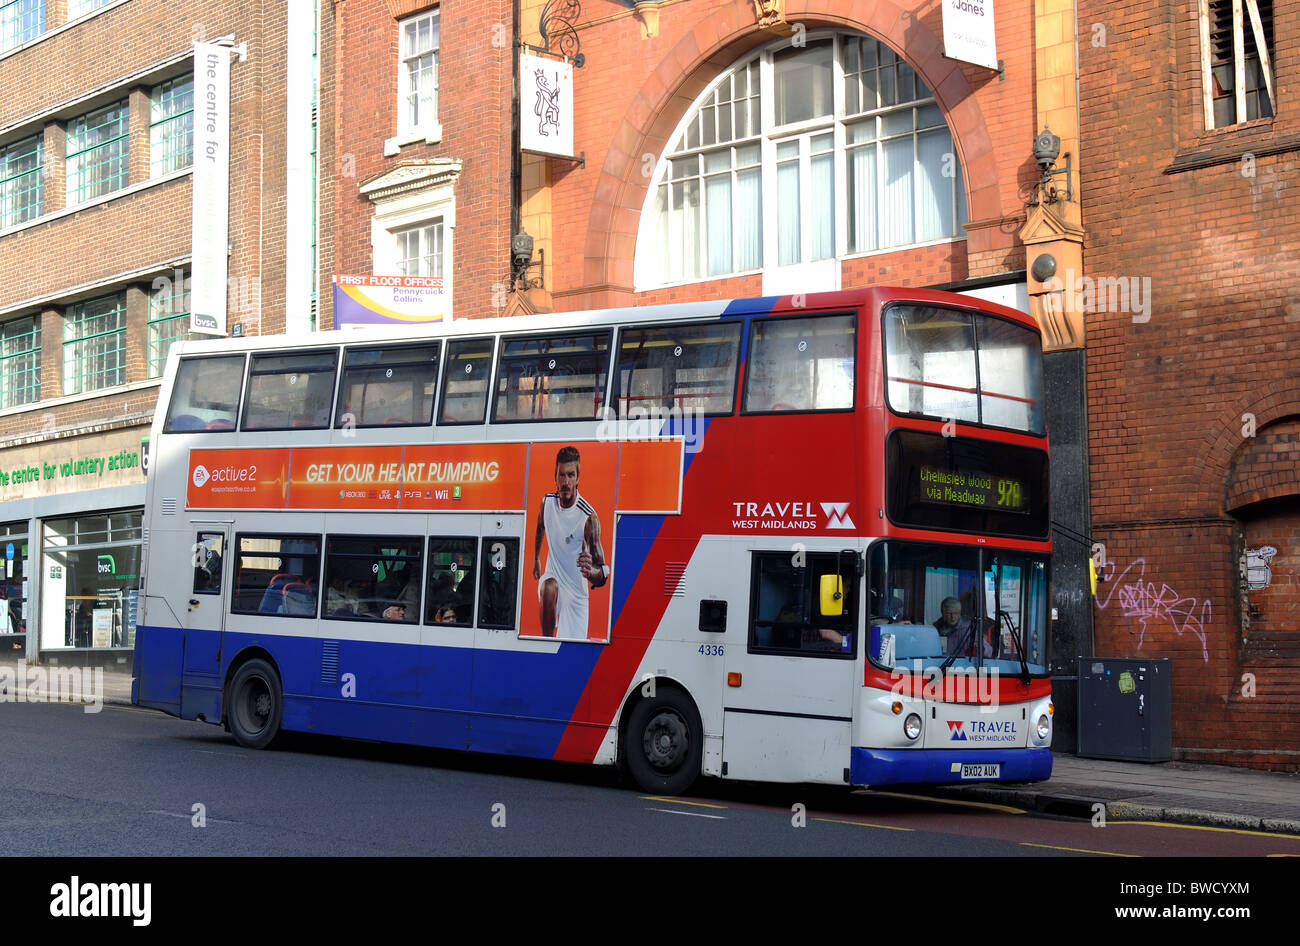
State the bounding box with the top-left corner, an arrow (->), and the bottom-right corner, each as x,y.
226,658 -> 283,749
623,686 -> 702,795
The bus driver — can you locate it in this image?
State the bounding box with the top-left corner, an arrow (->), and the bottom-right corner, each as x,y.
532,445 -> 608,638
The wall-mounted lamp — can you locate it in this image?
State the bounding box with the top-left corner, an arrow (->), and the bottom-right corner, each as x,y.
1031,252 -> 1057,283
511,230 -> 545,291
1032,126 -> 1072,204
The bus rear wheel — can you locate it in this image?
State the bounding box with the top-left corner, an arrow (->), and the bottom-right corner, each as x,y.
227,659 -> 283,749
624,687 -> 702,795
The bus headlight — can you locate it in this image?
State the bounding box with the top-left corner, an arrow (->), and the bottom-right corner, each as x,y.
1037,715 -> 1050,739
904,713 -> 922,740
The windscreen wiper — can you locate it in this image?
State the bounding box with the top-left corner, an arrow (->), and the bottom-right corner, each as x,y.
997,608 -> 1032,685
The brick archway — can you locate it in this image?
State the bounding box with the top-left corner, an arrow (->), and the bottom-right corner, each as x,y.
1225,416 -> 1300,511
1197,379 -> 1300,512
582,0 -> 997,298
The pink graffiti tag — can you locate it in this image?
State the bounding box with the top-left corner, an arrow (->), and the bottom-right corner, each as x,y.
1094,558 -> 1211,662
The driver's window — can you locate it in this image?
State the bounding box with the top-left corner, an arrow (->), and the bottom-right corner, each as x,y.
749,551 -> 856,657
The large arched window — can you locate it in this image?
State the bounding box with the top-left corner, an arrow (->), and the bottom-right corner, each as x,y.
636,32 -> 967,290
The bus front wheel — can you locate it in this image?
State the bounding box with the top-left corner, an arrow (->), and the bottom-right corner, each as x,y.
227,659 -> 283,749
624,687 -> 702,795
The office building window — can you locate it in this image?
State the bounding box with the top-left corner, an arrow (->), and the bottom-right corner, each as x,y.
396,220 -> 444,277
0,316 -> 40,408
66,100 -> 129,205
64,293 -> 125,394
147,269 -> 194,378
67,0 -> 114,17
400,10 -> 439,134
0,135 -> 42,229
0,0 -> 43,53
151,76 -> 195,176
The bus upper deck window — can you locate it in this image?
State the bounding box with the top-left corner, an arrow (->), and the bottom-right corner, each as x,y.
614,322 -> 742,417
336,344 -> 439,428
885,305 -> 979,425
438,338 -> 493,425
243,350 -> 338,431
742,314 -> 855,413
975,317 -> 1044,434
164,355 -> 245,432
884,304 -> 1044,435
493,331 -> 611,422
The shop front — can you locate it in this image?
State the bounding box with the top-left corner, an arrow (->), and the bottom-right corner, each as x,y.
0,424 -> 149,661
41,511 -> 142,652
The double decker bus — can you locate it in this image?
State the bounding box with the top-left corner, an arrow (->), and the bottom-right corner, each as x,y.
133,287 -> 1053,793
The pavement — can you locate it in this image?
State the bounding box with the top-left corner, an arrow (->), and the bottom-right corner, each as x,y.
4,652 -> 1299,836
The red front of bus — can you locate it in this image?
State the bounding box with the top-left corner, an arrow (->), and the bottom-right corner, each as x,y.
850,287 -> 1053,786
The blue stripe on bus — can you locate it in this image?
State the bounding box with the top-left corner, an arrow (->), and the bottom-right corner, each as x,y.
611,514 -> 665,627
849,747 -> 1053,786
720,296 -> 781,317
136,624 -> 606,760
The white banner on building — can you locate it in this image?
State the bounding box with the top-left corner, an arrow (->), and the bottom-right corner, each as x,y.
191,41 -> 233,336
520,52 -> 574,158
942,0 -> 999,71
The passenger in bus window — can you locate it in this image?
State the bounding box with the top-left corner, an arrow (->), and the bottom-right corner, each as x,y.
326,575 -> 362,617
433,605 -> 458,623
396,575 -> 419,614
532,445 -> 608,638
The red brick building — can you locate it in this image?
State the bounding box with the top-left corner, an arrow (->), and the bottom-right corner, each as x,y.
0,0 -> 318,661
1079,0 -> 1299,768
326,0 -> 515,326
529,0 -> 1038,308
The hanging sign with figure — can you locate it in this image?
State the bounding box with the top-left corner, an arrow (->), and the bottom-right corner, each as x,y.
520,52 -> 574,158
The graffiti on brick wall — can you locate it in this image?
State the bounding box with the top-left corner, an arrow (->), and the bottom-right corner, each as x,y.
1094,557 -> 1211,662
1242,546 -> 1277,591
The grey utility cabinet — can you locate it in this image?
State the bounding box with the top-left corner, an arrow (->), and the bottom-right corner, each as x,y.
1076,657 -> 1172,762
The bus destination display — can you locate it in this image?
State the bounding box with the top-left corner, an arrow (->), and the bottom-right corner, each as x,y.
918,465 -> 1029,514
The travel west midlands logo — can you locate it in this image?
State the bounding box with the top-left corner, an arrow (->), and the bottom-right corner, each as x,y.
947,720 -> 1018,742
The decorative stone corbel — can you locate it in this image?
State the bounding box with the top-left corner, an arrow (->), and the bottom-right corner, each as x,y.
633,1 -> 659,39
1019,202 -> 1087,352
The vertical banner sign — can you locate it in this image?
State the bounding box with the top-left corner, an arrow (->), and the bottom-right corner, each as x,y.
942,0 -> 999,71
191,41 -> 232,336
520,52 -> 574,158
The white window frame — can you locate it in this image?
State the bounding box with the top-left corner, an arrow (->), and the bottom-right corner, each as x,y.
394,219 -> 444,277
369,183 -> 455,309
386,8 -> 442,154
635,31 -> 967,295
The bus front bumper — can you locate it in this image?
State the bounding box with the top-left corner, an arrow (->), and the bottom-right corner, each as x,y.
850,747 -> 1053,786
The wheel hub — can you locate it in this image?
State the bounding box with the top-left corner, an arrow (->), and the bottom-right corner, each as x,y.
643,710 -> 688,772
